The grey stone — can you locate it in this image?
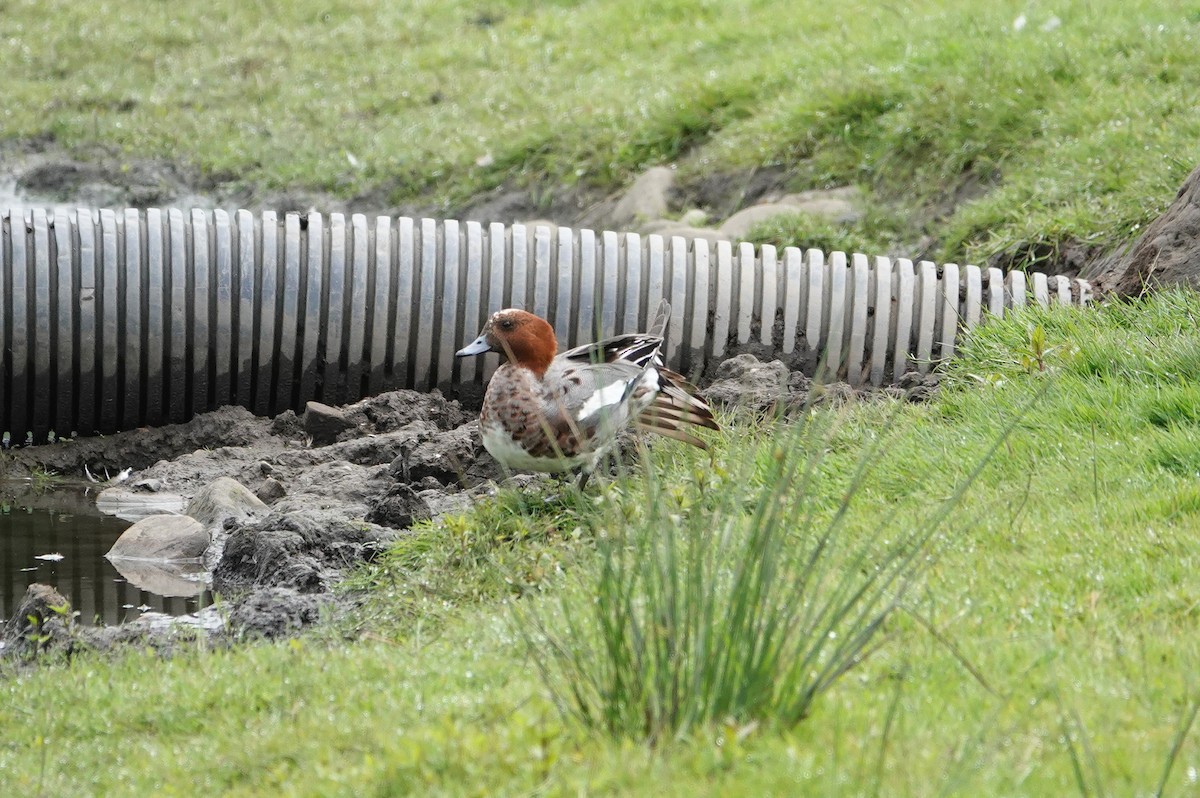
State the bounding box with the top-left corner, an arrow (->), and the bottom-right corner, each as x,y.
107,514 -> 208,561
304,401 -> 356,446
719,204 -> 826,239
611,166 -> 675,229
638,219 -> 730,244
255,477 -> 287,504
186,476 -> 269,531
775,195 -> 859,224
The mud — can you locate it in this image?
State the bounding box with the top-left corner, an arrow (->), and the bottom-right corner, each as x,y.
0,356 -> 941,664
1,143 -> 952,663
0,138 -> 609,230
4,352 -> 942,664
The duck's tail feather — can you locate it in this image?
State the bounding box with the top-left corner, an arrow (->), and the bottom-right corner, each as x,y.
647,299 -> 671,338
635,367 -> 720,449
635,421 -> 710,450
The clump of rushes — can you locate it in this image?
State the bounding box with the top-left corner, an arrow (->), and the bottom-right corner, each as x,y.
519,402 -> 1016,743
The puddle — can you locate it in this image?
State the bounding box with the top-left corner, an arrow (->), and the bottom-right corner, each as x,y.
1,481 -> 213,626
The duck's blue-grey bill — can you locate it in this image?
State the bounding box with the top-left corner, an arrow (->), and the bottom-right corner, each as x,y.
456,335 -> 492,357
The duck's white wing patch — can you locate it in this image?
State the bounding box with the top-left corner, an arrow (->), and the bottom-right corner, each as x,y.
576,379 -> 630,422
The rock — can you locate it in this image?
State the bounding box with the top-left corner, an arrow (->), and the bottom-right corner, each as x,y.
304,401 -> 357,446
703,354 -> 791,410
1091,162 -> 1200,295
611,166 -> 675,229
2,584 -> 73,657
186,476 -> 269,531
226,587 -> 330,640
776,186 -> 863,223
106,515 -> 208,561
638,219 -> 730,244
256,477 -> 287,504
212,511 -> 394,594
679,208 -> 709,227
366,483 -> 433,529
107,557 -> 208,598
720,203 -> 828,239
776,196 -> 859,224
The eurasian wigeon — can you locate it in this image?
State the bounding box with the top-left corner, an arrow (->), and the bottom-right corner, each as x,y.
455,300 -> 718,485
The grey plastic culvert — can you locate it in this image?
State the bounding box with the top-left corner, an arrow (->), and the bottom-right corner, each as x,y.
0,207 -> 1091,442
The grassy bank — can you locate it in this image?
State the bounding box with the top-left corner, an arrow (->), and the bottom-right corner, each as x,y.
4,292 -> 1200,794
3,1 -> 1198,264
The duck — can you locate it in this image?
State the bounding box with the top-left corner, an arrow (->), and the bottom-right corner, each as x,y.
455,300 -> 719,486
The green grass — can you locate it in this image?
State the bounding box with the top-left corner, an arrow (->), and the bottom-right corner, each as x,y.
5,292 -> 1200,794
3,0 -> 1198,264
5,2 -> 1200,791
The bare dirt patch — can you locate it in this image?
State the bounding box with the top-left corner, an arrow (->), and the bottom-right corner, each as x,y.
0,353 -> 939,664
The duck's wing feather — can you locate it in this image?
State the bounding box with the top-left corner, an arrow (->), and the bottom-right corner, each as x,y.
559,300 -> 672,369
560,333 -> 664,369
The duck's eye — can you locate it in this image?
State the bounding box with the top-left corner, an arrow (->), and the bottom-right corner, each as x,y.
499,319 -> 515,331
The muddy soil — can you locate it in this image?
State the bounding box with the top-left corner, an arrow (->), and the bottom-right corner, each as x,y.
3,138 -> 1128,281
1,141 -> 957,662
0,353 -> 940,663
0,138 -> 611,229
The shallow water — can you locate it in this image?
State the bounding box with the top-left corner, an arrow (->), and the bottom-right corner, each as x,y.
1,482 -> 213,626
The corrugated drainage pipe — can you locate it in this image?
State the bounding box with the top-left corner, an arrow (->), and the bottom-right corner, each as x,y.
0,207 -> 1091,442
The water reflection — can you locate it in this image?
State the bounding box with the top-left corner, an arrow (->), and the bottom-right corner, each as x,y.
1,481 -> 213,626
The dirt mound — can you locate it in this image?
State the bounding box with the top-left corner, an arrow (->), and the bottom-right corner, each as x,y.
1088,163 -> 1200,296
2,353 -> 941,659
213,511 -> 394,594
2,405 -> 275,478
224,588 -> 334,640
